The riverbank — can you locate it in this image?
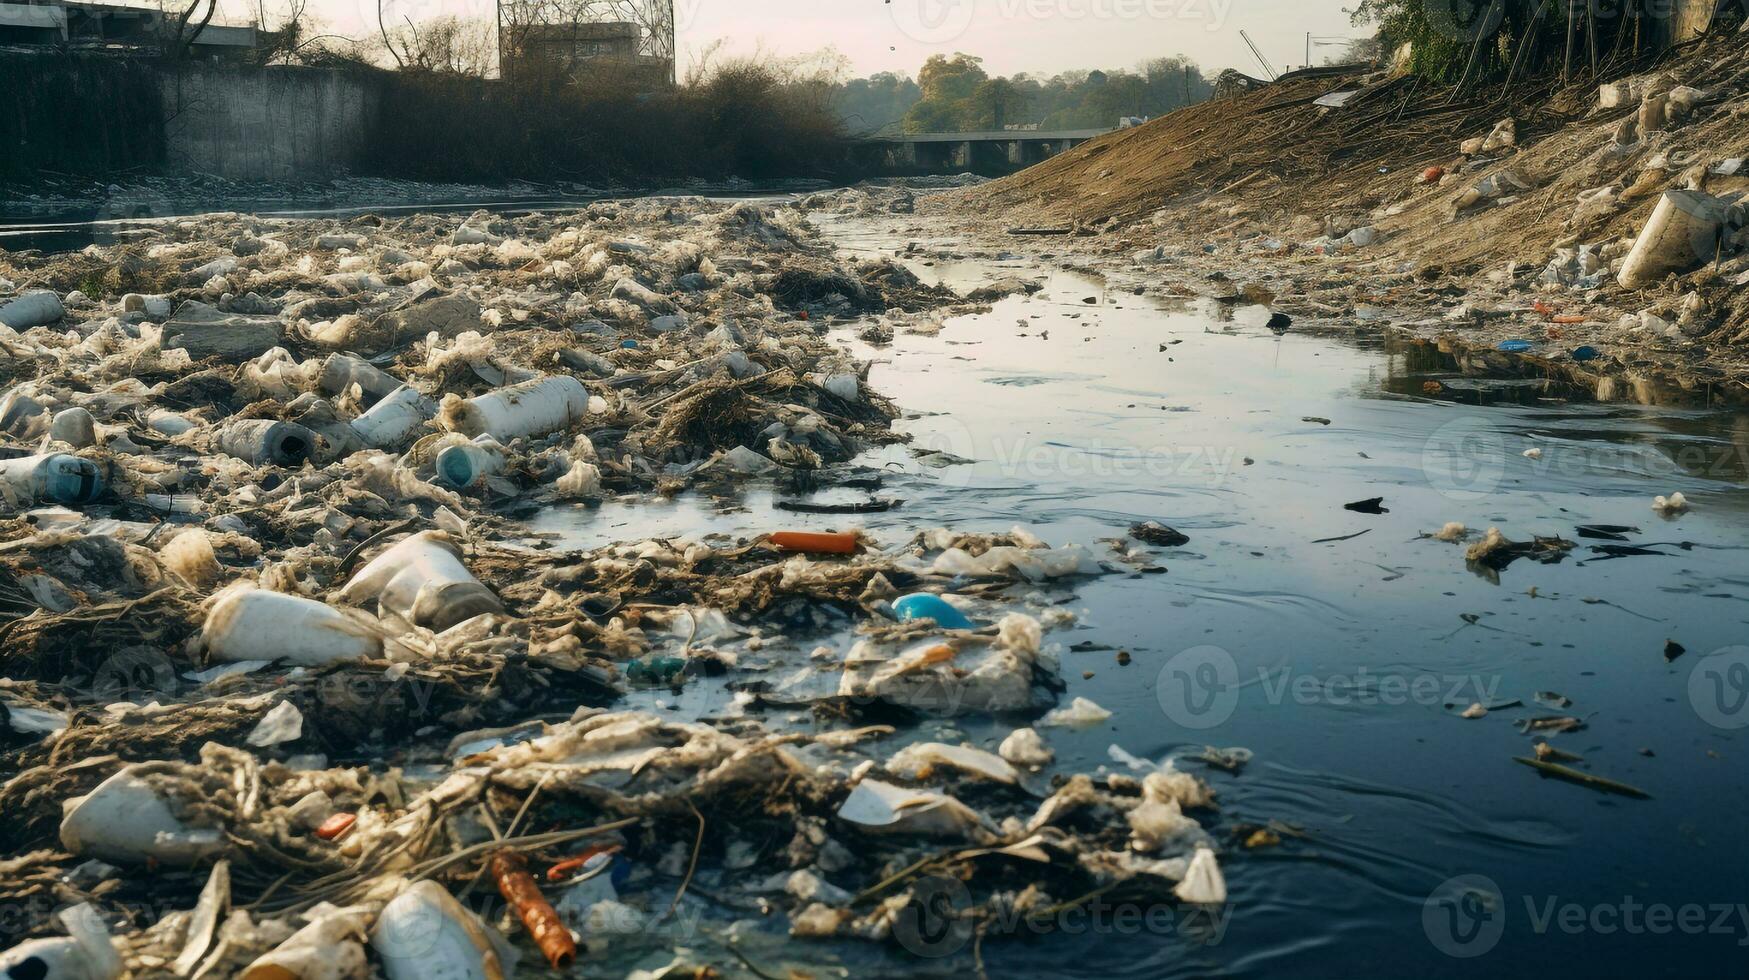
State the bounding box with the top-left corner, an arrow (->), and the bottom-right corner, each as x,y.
919,32 -> 1749,406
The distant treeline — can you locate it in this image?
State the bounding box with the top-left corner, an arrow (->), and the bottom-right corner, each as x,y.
365,59 -> 848,183
834,54 -> 1215,135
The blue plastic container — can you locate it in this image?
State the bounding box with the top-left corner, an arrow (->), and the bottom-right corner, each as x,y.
893,593 -> 975,630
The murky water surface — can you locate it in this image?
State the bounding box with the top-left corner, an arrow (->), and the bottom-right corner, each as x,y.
536,216 -> 1749,977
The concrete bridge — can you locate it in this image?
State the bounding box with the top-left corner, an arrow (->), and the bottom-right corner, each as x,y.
853,128 -> 1112,176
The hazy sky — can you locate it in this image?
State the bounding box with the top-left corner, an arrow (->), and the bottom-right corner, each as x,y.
269,0 -> 1365,78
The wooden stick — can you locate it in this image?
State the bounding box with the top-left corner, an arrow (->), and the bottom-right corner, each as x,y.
666,799 -> 706,916
1574,0 -> 1588,80
1513,757 -> 1650,799
1587,0 -> 1600,78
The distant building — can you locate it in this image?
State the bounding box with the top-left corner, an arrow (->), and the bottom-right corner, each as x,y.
500,19 -> 670,86
0,0 -> 257,56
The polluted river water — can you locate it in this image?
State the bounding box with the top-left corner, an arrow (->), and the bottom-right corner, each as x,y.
529,213 -> 1749,977
1,193 -> 1746,979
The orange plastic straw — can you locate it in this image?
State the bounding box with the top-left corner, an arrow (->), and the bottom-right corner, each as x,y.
491,851 -> 576,969
770,531 -> 859,554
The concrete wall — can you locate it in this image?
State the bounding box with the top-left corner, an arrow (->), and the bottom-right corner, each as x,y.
160,66 -> 381,181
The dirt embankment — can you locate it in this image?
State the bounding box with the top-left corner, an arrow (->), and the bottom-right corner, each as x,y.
932,33 -> 1749,404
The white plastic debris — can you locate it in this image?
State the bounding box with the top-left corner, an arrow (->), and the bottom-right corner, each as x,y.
370,880 -> 507,980
836,779 -> 993,840
554,460 -> 603,499
1128,796 -> 1203,854
59,768 -> 227,865
1173,846 -> 1227,904
932,544 -> 1098,581
0,903 -> 122,980
202,589 -> 383,666
1618,190 -> 1730,289
318,353 -> 402,401
247,700 -> 305,747
841,613 -> 1055,715
341,531 -> 504,632
822,373 -> 861,402
350,385 -> 437,449
1652,492 -> 1690,515
998,728 -> 1054,770
1454,169 -> 1531,210
887,742 -> 1021,784
1040,696 -> 1113,728
238,905 -> 371,980
439,375 -> 590,441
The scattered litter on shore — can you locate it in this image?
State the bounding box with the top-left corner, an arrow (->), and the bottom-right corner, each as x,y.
0,196 -> 1247,975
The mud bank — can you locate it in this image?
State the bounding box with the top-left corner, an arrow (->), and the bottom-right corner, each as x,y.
926,32 -> 1749,405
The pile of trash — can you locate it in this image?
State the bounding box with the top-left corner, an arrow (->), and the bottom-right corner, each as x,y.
0,199 -> 1236,975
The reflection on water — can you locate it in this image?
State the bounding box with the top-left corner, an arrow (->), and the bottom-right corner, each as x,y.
540,219 -> 1749,978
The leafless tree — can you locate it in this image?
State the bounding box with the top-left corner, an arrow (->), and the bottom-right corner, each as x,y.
162,0 -> 218,60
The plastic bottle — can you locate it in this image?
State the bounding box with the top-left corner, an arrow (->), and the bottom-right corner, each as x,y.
441,376 -> 590,441
0,290 -> 64,329
202,589 -> 382,665
318,352 -> 402,400
59,768 -> 227,866
341,530 -> 505,632
0,904 -> 122,980
350,384 -> 436,449
435,437 -> 509,489
216,419 -> 319,466
371,880 -> 505,980
0,453 -> 104,504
